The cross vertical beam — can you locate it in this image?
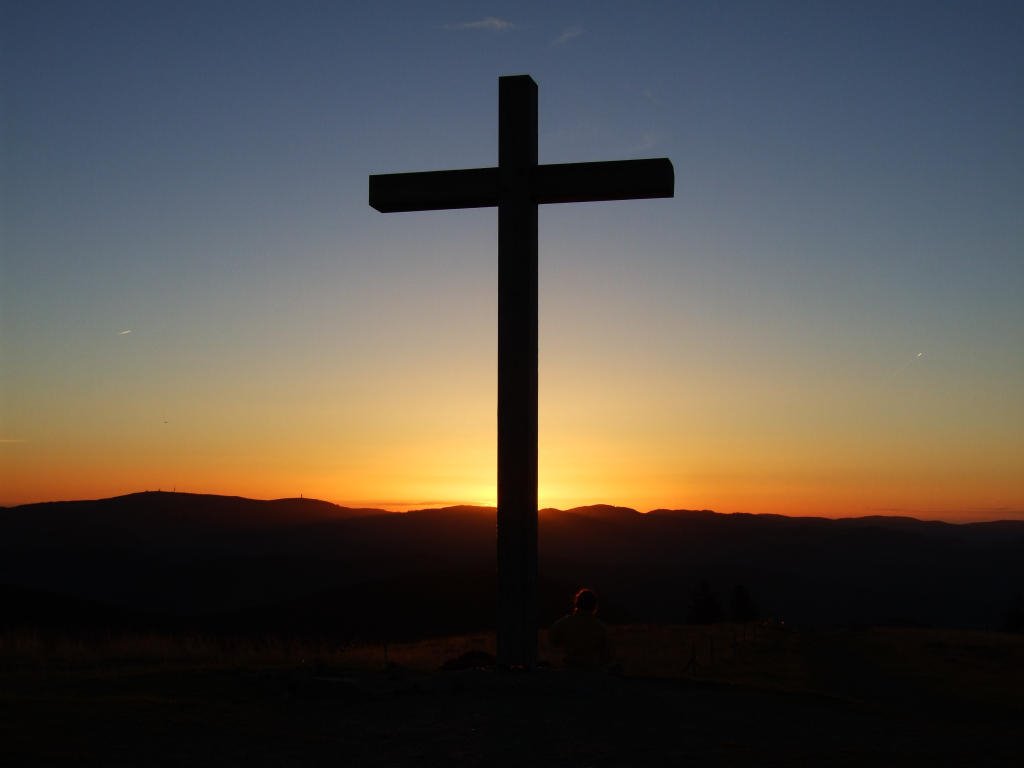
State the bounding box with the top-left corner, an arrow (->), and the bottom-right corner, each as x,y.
496,75 -> 538,668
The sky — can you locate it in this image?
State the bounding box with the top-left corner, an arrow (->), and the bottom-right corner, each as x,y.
2,1 -> 1022,520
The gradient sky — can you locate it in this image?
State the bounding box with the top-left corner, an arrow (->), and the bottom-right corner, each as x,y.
3,1 -> 1022,519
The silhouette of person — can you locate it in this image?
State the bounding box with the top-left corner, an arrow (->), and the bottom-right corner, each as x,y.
548,587 -> 613,670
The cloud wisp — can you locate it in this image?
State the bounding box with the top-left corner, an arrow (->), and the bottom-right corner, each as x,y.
552,26 -> 583,46
628,132 -> 660,154
445,17 -> 516,32
642,87 -> 665,106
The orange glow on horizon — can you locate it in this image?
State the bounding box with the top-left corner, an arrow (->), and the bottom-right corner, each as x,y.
3,365 -> 1020,523
3,455 -> 1021,523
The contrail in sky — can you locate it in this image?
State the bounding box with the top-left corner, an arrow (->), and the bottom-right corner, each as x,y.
892,350 -> 925,376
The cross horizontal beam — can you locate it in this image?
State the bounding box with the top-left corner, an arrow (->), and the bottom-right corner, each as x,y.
534,159 -> 674,205
369,168 -> 498,213
368,158 -> 674,213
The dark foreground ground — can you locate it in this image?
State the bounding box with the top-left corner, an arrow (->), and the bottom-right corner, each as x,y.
2,625 -> 1021,766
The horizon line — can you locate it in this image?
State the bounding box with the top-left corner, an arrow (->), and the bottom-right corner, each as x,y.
3,488 -> 1022,524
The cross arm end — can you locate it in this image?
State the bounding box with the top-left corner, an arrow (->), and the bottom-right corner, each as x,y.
369,168 -> 500,213
534,158 -> 674,205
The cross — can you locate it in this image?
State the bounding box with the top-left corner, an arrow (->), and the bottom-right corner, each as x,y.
369,75 -> 673,667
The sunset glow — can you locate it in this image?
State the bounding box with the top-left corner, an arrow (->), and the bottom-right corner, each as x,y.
3,3 -> 1022,522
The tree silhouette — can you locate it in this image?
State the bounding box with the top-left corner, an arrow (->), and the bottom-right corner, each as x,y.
731,584 -> 759,622
1003,591 -> 1024,633
686,580 -> 723,624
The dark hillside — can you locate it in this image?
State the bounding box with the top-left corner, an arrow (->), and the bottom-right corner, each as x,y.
2,492 -> 1022,639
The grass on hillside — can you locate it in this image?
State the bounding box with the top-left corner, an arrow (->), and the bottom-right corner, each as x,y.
4,623 -> 1022,767
4,622 -> 1022,709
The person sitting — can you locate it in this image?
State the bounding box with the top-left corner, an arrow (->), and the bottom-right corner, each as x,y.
548,587 -> 613,670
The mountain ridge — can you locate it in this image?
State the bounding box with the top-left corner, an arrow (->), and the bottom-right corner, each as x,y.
5,491 -> 1021,527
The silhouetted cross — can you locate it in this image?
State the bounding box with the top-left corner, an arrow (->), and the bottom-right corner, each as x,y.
369,75 -> 673,667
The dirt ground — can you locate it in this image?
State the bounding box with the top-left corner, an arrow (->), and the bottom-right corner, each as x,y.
2,625 -> 1021,766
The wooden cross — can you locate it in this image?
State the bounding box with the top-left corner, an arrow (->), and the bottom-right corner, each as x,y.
369,75 -> 673,667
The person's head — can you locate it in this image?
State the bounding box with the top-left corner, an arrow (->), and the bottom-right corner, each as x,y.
573,588 -> 598,614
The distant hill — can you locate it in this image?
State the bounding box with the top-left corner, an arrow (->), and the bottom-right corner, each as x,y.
2,492 -> 1023,639
1,490 -> 384,539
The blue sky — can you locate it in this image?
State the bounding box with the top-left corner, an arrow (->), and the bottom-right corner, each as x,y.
2,1 -> 1022,518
